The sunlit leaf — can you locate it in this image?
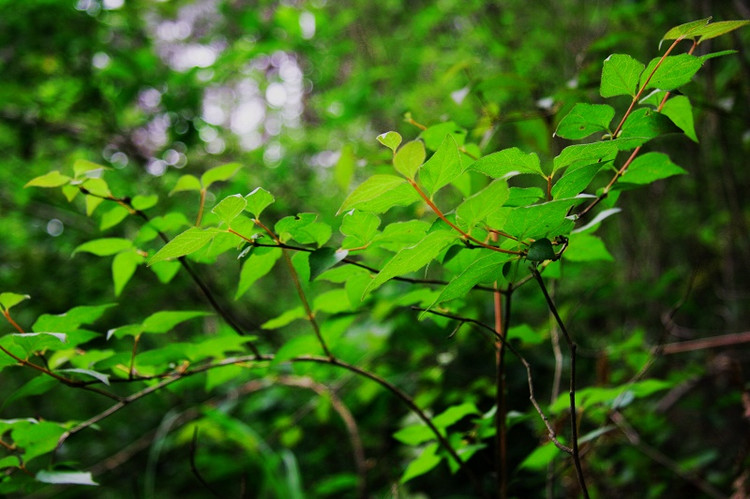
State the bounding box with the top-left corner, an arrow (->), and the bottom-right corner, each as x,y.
73,159 -> 109,178
200,162 -> 242,188
640,54 -> 703,92
619,107 -> 681,146
551,163 -> 603,199
419,134 -> 465,195
245,187 -> 275,217
170,174 -> 202,195
235,246 -> 282,299
340,210 -> 380,249
660,17 -> 711,43
141,310 -> 212,334
376,131 -> 402,152
112,250 -> 144,296
563,233 -> 613,262
600,54 -> 644,98
456,179 -> 509,229
555,103 -> 615,140
393,140 -> 425,180
469,147 -> 543,178
617,152 -> 687,186
212,194 -> 247,225
131,194 -> 159,211
660,96 -> 697,142
337,174 -> 420,214
24,171 -> 71,188
400,443 -> 441,483
0,293 -> 30,312
148,227 -> 221,265
73,238 -> 132,257
420,121 -> 466,151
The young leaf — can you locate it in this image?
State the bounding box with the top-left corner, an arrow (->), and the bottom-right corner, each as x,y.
148,227 -> 220,265
555,103 -> 615,140
376,131 -> 402,152
73,159 -> 109,178
24,171 -> 72,188
421,252 -> 510,316
170,174 -> 202,195
363,230 -> 458,297
309,247 -> 348,281
393,140 -> 425,180
0,293 -> 30,312
694,20 -> 750,43
640,54 -> 702,92
600,54 -> 644,98
131,194 -> 159,211
235,246 -> 282,299
245,187 -> 275,218
616,152 -> 686,186
660,17 -> 711,43
660,95 -> 698,142
337,174 -> 420,214
112,250 -> 144,297
469,147 -> 543,179
420,121 -> 466,151
73,238 -> 133,257
200,162 -> 242,188
100,205 -> 130,231
212,194 -> 247,225
419,134 -> 465,196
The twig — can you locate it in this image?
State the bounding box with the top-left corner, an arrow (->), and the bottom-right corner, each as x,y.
531,268 -> 589,498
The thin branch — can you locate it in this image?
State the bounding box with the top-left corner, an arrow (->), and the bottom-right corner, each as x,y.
531,268 -> 589,498
190,428 -> 222,498
413,307 -> 572,455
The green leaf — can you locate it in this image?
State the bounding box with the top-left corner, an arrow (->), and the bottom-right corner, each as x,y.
526,238 -> 555,262
519,442 -> 558,471
469,147 -> 543,178
73,159 -> 109,178
661,18 -> 711,43
393,424 -> 435,446
142,310 -> 212,334
73,238 -> 132,257
376,131 -> 402,152
456,180 -> 509,229
661,96 -> 697,142
694,20 -> 750,43
337,174 -> 420,215
363,230 -> 458,297
99,205 -> 130,230
32,303 -> 116,332
309,247 -> 348,281
1,377 -> 57,410
504,200 -> 580,239
36,470 -> 98,486
148,227 -> 220,265
553,142 -> 618,173
261,306 -> 306,329
275,213 -> 331,247
600,54 -> 644,98
212,194 -> 247,225
419,134 -> 465,195
619,107 -> 680,146
400,443 -> 441,483
504,187 -> 544,207
616,152 -> 686,187
112,250 -> 144,296
80,177 -> 111,197
433,402 -> 481,428
85,193 -> 104,217
422,252 -> 510,317
333,144 -> 355,191
235,246 -> 282,299
555,103 -> 615,140
170,174 -> 202,195
340,210 -> 380,249
11,420 -> 65,464
131,194 -> 159,211
563,233 -> 613,262
551,163 -> 602,199
313,288 -> 352,314
11,333 -> 67,357
24,171 -> 72,188
200,162 -> 242,188
57,368 -> 110,386
420,121 -> 466,151
393,140 -> 425,180
0,292 -> 30,312
245,187 -> 275,218
640,54 -> 702,92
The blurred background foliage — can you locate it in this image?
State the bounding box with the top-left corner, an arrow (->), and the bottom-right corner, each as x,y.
1,0 -> 749,497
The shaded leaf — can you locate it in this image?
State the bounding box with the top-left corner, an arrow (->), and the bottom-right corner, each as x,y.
563,233 -> 614,262
141,310 -> 212,334
112,250 -> 144,296
619,107 -> 681,146
363,230 -> 458,297
236,246 -> 282,299
661,96 -> 697,142
526,238 -> 555,262
617,152 -> 687,186
309,247 -> 348,281
32,303 -> 116,332
551,163 -> 603,199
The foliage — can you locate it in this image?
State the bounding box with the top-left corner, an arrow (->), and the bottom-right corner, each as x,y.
1,1 -> 750,498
